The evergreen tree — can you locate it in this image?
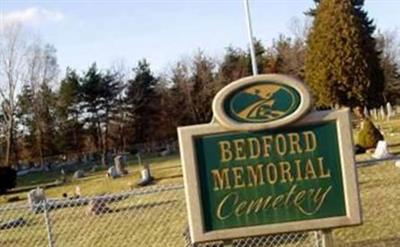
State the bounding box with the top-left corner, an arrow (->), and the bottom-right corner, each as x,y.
190,52 -> 218,123
56,69 -> 83,157
37,82 -> 57,159
268,35 -> 306,79
219,40 -> 268,86
16,85 -> 36,162
247,39 -> 268,75
80,63 -> 121,166
219,47 -> 249,86
80,63 -> 104,153
99,70 -> 122,165
305,0 -> 385,108
125,59 -> 158,144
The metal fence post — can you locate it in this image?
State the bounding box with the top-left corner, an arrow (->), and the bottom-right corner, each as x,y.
321,229 -> 334,247
43,200 -> 55,247
223,240 -> 234,247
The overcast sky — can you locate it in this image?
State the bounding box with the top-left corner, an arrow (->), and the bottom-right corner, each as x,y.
1,0 -> 399,74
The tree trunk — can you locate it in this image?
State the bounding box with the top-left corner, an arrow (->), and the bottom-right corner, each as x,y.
101,112 -> 110,167
38,127 -> 45,168
4,117 -> 14,167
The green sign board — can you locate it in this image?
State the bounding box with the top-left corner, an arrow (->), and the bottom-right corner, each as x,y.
195,121 -> 345,231
179,75 -> 361,243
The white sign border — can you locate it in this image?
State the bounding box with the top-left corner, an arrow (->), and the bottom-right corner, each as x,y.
178,108 -> 362,243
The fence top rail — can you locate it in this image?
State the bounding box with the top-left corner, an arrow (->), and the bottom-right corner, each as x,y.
356,155 -> 400,167
0,184 -> 185,211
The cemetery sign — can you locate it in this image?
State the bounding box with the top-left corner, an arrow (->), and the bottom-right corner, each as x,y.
179,74 -> 361,243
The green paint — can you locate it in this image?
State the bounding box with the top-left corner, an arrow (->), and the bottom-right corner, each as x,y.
195,121 -> 346,231
224,81 -> 301,123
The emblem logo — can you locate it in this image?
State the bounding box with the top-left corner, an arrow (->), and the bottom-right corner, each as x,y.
213,74 -> 312,130
227,83 -> 300,123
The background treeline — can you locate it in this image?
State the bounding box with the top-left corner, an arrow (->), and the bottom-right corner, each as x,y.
1,0 -> 399,168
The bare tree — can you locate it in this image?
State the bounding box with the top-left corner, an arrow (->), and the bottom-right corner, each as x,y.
24,40 -> 59,166
288,17 -> 311,43
376,29 -> 400,104
0,22 -> 28,166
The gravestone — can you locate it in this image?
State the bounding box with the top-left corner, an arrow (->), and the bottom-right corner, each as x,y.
370,108 -> 378,120
395,160 -> 400,168
27,187 -> 46,212
75,186 -> 81,197
160,146 -> 171,157
379,106 -> 386,121
114,155 -> 128,175
386,102 -> 393,120
372,141 -> 391,159
86,198 -> 111,215
107,166 -> 119,179
138,163 -> 154,186
73,170 -> 85,179
363,106 -> 369,118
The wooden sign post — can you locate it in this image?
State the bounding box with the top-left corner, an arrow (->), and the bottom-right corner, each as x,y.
178,74 -> 362,245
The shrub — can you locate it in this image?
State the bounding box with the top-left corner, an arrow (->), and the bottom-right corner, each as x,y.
356,118 -> 384,149
0,167 -> 17,194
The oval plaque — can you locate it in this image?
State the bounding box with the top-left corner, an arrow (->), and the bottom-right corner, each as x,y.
212,74 -> 312,130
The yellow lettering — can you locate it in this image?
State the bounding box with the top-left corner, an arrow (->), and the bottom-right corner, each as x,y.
272,195 -> 285,209
219,141 -> 232,162
247,164 -> 265,187
266,163 -> 278,184
303,131 -> 317,152
232,167 -> 245,189
288,133 -> 303,154
317,157 -> 331,178
275,134 -> 287,155
235,201 -> 248,216
247,137 -> 261,159
216,192 -> 238,220
295,159 -> 303,181
233,139 -> 246,160
211,168 -> 231,191
304,159 -> 318,180
262,136 -> 273,157
279,161 -> 294,183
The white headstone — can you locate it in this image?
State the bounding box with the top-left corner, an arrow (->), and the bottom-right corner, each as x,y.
107,166 -> 119,179
73,170 -> 85,179
27,187 -> 46,211
379,106 -> 386,121
370,108 -> 378,120
386,102 -> 393,120
86,198 -> 110,215
138,163 -> 154,186
363,106 -> 369,118
372,141 -> 391,159
114,155 -> 127,175
395,160 -> 400,168
141,168 -> 151,181
75,186 -> 81,197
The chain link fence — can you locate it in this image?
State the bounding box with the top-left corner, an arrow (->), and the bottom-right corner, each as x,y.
1,161 -> 400,246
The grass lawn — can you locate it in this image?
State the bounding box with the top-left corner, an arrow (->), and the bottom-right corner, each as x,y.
1,115 -> 400,246
1,154 -> 183,204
